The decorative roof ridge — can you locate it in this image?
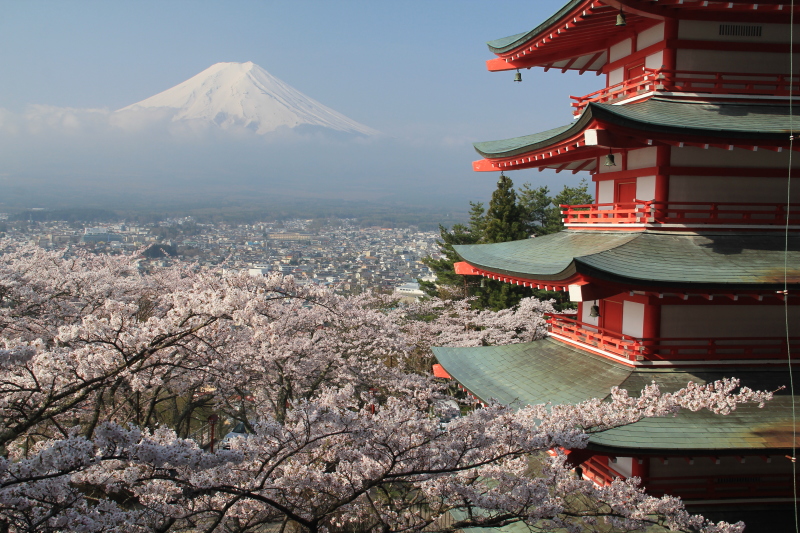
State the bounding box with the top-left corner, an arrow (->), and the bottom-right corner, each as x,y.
486,0 -> 586,54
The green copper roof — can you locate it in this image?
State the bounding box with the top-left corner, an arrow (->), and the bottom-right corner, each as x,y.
473,99 -> 797,159
433,339 -> 797,452
434,338 -> 632,406
486,0 -> 584,54
453,230 -> 800,290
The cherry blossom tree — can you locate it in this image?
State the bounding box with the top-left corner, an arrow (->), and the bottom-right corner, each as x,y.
0,242 -> 772,533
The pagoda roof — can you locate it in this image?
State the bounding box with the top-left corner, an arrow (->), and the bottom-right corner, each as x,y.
474,98 -> 796,160
453,230 -> 800,290
487,1 -> 799,72
432,338 -> 798,452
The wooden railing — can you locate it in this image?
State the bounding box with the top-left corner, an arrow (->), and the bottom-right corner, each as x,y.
570,68 -> 800,115
561,201 -> 800,227
546,314 -> 642,361
547,314 -> 800,362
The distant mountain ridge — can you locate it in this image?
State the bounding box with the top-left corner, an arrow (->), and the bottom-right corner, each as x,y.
117,61 -> 378,136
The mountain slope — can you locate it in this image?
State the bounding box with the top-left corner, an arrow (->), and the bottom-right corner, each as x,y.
117,62 -> 378,136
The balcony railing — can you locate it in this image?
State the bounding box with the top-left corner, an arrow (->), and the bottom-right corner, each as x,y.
547,314 -> 800,362
570,68 -> 800,115
561,201 -> 800,227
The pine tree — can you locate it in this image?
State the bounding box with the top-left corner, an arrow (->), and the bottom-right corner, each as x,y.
484,175 -> 528,243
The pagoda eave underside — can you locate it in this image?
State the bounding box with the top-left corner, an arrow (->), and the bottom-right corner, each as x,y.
473,99 -> 800,172
487,0 -> 800,73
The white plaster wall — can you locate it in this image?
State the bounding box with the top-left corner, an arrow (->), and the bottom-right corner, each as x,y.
637,23 -> 665,50
610,457 -> 633,478
645,51 -> 664,70
676,49 -> 800,74
622,301 -> 645,338
598,152 -> 623,173
678,20 -> 793,44
609,38 -> 633,63
581,301 -> 599,327
636,176 -> 656,201
668,176 -> 800,203
597,180 -> 614,208
671,146 -> 800,168
627,147 -> 658,169
609,67 -> 624,86
661,306 -> 800,338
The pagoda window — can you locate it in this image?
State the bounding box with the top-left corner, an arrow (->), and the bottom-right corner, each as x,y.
668,175 -> 800,205
671,146 -> 800,169
676,49 -> 799,76
678,21 -> 787,44
660,305 -> 800,340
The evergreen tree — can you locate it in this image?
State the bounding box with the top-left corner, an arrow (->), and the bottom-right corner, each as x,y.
519,178 -> 594,236
420,223 -> 480,298
484,175 -> 528,243
422,176 -> 593,311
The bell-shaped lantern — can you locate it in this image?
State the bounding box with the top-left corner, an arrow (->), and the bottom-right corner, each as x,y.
514,70 -> 522,82
604,152 -> 616,167
589,304 -> 601,317
616,10 -> 627,26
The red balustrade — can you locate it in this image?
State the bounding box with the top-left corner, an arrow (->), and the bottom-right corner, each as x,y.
547,314 -> 800,362
546,314 -> 642,361
561,201 -> 800,227
571,68 -> 800,115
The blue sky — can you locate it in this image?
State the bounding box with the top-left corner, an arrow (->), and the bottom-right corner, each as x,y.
0,0 -> 599,210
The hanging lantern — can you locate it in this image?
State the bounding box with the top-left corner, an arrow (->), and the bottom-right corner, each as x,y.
589,303 -> 601,317
480,278 -> 486,288
616,9 -> 627,26
514,69 -> 522,82
604,152 -> 616,167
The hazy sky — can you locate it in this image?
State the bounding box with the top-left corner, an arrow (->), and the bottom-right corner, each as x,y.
0,0 -> 600,210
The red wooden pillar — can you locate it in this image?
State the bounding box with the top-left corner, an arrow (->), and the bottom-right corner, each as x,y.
632,456 -> 650,481
654,145 -> 671,222
642,300 -> 661,357
662,19 -> 678,72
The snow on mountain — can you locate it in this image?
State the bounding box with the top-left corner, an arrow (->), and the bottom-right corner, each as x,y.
117,62 -> 379,136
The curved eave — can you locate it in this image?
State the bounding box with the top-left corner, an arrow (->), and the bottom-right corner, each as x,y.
453,231 -> 800,291
472,99 -> 800,172
486,1 -> 655,73
433,339 -> 799,451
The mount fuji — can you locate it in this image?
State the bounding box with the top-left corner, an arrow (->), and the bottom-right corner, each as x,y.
117,61 -> 379,136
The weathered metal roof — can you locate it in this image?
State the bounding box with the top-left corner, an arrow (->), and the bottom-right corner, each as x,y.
453,230 -> 800,290
433,338 -> 797,452
473,99 -> 797,159
486,0 -> 585,54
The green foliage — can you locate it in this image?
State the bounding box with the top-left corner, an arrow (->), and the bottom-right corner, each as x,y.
484,175 -> 528,243
425,176 -> 594,310
518,178 -> 594,236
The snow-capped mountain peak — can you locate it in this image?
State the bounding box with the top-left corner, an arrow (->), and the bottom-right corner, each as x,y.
117,62 -> 378,136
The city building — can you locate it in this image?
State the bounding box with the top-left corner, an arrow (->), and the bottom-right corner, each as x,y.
432,0 -> 800,522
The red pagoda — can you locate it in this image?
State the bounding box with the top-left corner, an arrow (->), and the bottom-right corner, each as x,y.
432,0 -> 800,524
